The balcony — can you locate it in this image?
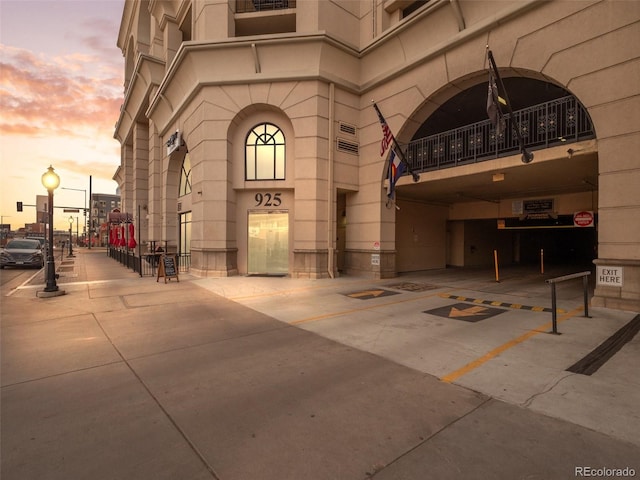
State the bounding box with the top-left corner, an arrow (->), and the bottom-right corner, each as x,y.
235,0 -> 296,36
236,0 -> 296,13
405,95 -> 595,173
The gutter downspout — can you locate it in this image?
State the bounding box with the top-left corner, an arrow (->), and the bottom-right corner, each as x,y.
327,82 -> 335,278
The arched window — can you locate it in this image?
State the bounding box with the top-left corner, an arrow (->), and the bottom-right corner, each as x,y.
179,152 -> 192,197
245,123 -> 285,180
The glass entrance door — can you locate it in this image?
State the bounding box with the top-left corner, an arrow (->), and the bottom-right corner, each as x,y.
179,211 -> 191,255
248,211 -> 288,275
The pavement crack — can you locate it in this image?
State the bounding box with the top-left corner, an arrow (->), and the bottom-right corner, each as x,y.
522,372 -> 575,408
366,396 -> 492,479
0,361 -> 124,388
90,312 -> 221,480
125,324 -> 293,362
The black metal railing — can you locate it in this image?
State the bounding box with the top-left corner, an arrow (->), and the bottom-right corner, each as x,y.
236,0 -> 296,13
108,247 -> 190,277
176,253 -> 191,273
405,95 -> 594,172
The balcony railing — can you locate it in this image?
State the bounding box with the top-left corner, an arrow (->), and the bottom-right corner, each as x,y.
236,0 -> 296,13
405,95 -> 595,173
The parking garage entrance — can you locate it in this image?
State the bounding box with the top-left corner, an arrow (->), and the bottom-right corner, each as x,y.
462,218 -> 597,268
393,75 -> 598,276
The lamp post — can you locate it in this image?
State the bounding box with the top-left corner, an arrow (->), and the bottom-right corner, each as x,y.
68,216 -> 74,257
41,166 -> 62,294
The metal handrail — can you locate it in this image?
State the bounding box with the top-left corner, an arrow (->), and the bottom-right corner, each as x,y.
405,95 -> 594,173
545,271 -> 592,334
108,246 -> 190,276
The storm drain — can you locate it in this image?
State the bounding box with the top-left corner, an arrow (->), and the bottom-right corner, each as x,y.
385,282 -> 438,292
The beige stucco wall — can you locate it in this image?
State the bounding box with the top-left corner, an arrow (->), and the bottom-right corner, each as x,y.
115,0 -> 640,309
395,200 -> 448,272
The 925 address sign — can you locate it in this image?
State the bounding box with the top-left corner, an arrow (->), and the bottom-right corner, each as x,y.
255,192 -> 282,207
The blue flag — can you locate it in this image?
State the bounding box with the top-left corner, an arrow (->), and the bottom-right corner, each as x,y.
387,149 -> 406,200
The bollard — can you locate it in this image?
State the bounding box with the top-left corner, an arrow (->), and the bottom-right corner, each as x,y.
550,282 -> 558,334
540,248 -> 544,274
494,250 -> 499,282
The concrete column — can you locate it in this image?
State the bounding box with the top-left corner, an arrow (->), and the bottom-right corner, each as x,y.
163,18 -> 182,66
193,0 -> 235,40
122,143 -> 134,216
133,121 -> 149,246
592,129 -> 640,311
189,133 -> 238,277
147,121 -> 163,246
291,91 -> 331,278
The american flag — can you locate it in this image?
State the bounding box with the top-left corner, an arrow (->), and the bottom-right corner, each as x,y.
373,102 -> 394,156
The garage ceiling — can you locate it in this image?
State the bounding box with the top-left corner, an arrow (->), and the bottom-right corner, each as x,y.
396,147 -> 598,206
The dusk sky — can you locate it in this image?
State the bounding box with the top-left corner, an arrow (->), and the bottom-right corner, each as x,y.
1,0 -> 125,230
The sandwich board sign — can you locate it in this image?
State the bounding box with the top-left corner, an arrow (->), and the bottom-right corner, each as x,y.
157,254 -> 179,283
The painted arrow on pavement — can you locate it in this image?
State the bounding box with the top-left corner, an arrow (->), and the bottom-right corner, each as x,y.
345,289 -> 399,300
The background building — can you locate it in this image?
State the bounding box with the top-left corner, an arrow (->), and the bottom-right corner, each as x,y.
91,193 -> 121,246
114,0 -> 640,312
0,224 -> 10,247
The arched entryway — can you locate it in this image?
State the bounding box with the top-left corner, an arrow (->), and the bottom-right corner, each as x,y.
394,75 -> 598,272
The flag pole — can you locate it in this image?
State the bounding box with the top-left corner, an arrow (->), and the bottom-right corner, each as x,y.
391,136 -> 420,183
371,101 -> 421,182
487,48 -> 534,164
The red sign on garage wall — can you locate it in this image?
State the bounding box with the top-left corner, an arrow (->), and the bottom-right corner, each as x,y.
574,211 -> 594,227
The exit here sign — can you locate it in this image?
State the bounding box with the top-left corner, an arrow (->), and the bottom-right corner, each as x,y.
596,266 -> 623,287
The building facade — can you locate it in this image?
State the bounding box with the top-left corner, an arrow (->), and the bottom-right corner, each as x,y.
114,0 -> 640,312
91,193 -> 122,246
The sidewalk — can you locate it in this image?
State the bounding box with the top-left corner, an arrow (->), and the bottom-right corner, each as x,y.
2,248 -> 639,479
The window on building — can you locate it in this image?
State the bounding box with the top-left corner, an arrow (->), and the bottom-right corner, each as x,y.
179,153 -> 192,197
245,123 -> 285,180
402,1 -> 429,18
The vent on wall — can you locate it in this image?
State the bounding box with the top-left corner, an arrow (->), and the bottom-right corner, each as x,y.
339,122 -> 357,136
336,138 -> 359,155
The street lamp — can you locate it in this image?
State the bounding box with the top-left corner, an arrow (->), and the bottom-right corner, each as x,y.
41,165 -> 62,294
68,216 -> 74,257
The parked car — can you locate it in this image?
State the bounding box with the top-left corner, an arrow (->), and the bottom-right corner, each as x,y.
26,236 -> 47,254
0,238 -> 45,269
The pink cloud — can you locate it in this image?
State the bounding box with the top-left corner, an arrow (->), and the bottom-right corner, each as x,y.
0,45 -> 123,138
55,158 -> 122,179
